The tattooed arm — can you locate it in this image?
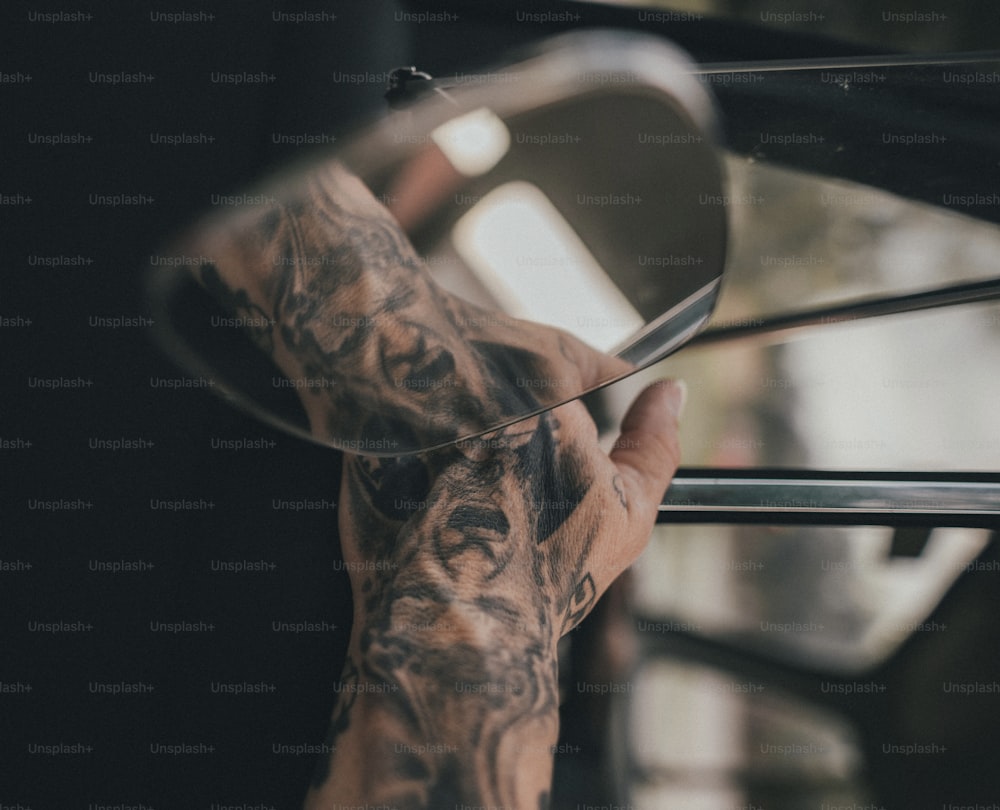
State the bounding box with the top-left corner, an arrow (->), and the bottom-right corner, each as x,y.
179,159 -> 685,806
307,379 -> 685,809
183,160 -> 631,452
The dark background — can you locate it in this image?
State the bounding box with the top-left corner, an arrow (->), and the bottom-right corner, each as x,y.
3,2 -> 408,806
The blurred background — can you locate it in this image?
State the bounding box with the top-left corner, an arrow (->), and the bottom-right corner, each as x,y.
598,148 -> 1000,810
567,2 -> 1000,808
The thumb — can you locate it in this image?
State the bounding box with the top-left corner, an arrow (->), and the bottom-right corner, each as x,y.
608,379 -> 687,522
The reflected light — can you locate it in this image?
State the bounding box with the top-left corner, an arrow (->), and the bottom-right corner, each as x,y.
451,181 -> 645,351
430,107 -> 511,177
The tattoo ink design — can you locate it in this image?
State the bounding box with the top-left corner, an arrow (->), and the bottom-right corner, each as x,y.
310,405 -> 599,806
199,261 -> 275,354
184,162 -> 631,455
561,572 -> 597,635
182,158 -> 633,809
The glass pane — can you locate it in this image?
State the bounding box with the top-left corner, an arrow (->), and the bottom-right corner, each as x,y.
591,147 -> 1000,472
712,154 -> 1000,322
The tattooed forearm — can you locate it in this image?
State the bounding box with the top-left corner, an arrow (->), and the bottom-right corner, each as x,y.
306,414 -> 603,809
174,158 -> 685,808
301,382 -> 688,809
327,608 -> 561,808
181,159 -> 632,452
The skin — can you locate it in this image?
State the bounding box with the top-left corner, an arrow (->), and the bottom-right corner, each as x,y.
178,159 -> 685,808
188,161 -> 633,454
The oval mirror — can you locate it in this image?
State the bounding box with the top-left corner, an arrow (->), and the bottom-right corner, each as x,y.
145,30 -> 727,455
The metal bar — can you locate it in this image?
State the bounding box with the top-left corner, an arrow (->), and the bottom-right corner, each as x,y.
660,472 -> 1000,527
693,50 -> 1000,75
690,277 -> 1000,348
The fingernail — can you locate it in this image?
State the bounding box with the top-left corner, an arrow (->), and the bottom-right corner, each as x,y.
668,379 -> 688,420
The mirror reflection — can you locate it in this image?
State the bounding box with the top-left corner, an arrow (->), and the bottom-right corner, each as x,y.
146,32 -> 727,455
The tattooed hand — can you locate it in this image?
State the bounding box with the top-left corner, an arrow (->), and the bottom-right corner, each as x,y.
307,378 -> 684,809
179,159 -> 685,808
185,160 -> 632,454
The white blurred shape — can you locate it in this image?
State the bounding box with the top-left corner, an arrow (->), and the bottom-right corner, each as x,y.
452,180 -> 644,350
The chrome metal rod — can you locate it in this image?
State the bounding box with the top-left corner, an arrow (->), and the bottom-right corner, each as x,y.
660,473 -> 1000,527
690,277 -> 1000,348
693,50 -> 1000,75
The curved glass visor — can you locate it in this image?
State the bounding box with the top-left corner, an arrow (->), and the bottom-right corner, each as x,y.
144,31 -> 727,455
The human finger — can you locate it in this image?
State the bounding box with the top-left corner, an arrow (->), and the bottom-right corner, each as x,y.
608,379 -> 686,527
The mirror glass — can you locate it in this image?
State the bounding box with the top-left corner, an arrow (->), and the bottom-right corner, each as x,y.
145,31 -> 727,455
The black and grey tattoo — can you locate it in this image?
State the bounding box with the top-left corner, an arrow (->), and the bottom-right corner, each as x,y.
180,158 -> 636,810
